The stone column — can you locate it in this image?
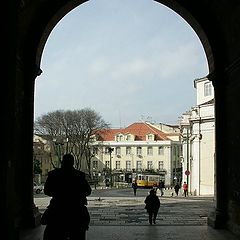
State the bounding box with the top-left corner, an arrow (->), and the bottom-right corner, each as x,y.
207,71 -> 228,228
14,58 -> 42,230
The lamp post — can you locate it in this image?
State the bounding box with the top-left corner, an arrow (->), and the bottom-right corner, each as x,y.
186,128 -> 190,187
108,147 -> 114,187
180,126 -> 190,188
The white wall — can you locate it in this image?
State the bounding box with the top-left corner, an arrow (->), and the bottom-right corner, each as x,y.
194,77 -> 214,105
180,77 -> 215,196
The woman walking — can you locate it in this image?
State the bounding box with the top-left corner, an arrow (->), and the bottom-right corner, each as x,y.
144,189 -> 160,225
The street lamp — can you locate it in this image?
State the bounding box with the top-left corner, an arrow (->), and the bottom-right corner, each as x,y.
107,147 -> 114,187
180,127 -> 190,188
186,128 -> 190,187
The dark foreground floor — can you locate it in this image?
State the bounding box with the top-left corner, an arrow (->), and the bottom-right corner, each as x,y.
20,224 -> 239,240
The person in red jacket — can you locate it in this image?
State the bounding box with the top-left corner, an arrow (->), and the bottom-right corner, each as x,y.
182,181 -> 188,197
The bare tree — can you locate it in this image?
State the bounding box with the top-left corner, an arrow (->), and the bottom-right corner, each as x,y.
34,108 -> 109,174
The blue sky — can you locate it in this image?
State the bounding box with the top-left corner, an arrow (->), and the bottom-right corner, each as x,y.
35,0 -> 208,128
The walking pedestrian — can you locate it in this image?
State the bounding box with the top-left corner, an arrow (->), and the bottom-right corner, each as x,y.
132,180 -> 138,196
159,180 -> 165,196
182,181 -> 188,197
41,153 -> 92,240
174,182 -> 181,196
144,189 -> 160,225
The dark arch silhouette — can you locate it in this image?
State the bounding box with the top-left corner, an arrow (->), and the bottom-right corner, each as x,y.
3,1 -> 240,239
35,0 -> 214,74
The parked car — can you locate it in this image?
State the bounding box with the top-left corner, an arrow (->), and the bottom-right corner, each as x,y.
33,182 -> 44,194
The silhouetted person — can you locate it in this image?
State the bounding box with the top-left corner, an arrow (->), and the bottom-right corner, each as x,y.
132,180 -> 138,196
41,153 -> 92,240
174,183 -> 180,196
144,189 -> 160,225
159,180 -> 165,196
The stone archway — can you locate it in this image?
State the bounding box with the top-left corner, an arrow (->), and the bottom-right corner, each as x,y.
35,0 -> 215,73
3,1 -> 240,239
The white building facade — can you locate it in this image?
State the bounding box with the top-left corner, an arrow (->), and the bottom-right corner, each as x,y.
91,122 -> 182,187
180,77 -> 215,195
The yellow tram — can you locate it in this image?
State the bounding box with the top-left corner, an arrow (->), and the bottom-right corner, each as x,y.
135,173 -> 161,188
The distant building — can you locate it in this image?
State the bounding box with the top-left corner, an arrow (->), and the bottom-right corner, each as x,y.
180,76 -> 215,195
33,122 -> 182,186
33,134 -> 89,182
33,134 -> 53,183
92,122 -> 182,186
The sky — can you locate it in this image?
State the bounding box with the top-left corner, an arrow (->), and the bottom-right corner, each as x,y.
34,0 -> 209,128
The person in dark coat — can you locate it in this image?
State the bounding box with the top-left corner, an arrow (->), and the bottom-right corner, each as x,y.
132,180 -> 138,196
144,189 -> 160,225
159,180 -> 165,196
41,153 -> 92,240
174,183 -> 181,196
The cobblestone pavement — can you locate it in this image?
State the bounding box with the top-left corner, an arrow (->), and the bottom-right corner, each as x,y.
35,195 -> 214,226
87,196 -> 213,226
86,225 -> 239,240
26,195 -> 239,240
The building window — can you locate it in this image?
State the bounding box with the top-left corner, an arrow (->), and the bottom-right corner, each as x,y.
126,160 -> 131,170
173,146 -> 176,155
105,161 -> 110,168
158,146 -> 164,155
126,147 -> 131,155
126,135 -> 131,141
158,161 -> 164,170
136,160 -> 142,171
204,82 -> 212,96
116,134 -> 123,141
93,147 -> 98,155
147,146 -> 153,155
137,147 -> 142,155
147,134 -> 154,140
116,147 -> 121,155
147,161 -> 153,170
105,147 -> 110,154
92,160 -> 98,169
116,161 -> 120,170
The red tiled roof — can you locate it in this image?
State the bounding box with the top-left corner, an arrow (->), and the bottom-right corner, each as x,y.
96,122 -> 170,141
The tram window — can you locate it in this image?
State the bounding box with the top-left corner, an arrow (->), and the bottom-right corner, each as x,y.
139,175 -> 144,180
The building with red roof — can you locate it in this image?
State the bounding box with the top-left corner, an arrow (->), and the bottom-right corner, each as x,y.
91,122 -> 182,187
